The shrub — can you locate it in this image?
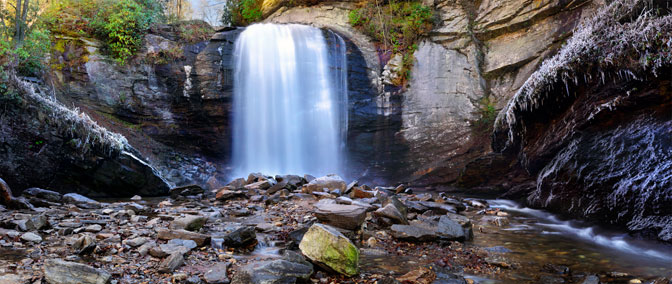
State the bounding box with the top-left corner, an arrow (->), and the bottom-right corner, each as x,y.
349,0 -> 435,85
177,20 -> 214,43
44,0 -> 163,65
91,0 -> 157,64
222,0 -> 263,26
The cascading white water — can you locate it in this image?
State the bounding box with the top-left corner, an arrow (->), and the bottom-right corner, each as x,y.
232,23 -> 348,177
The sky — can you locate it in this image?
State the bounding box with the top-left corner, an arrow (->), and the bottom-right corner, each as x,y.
188,0 -> 226,26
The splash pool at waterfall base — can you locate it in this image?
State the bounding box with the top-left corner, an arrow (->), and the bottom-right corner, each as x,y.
1,177 -> 670,284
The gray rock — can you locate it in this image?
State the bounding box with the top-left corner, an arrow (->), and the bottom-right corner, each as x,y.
159,253 -> 185,273
437,213 -> 473,241
580,275 -> 601,284
85,224 -> 103,233
123,237 -> 147,248
157,229 -> 211,246
302,175 -> 346,194
203,262 -> 230,284
231,250 -> 313,284
223,226 -> 256,247
313,203 -> 368,230
73,234 -> 97,255
23,187 -> 62,202
43,259 -> 111,284
389,224 -> 437,242
172,215 -> 206,231
20,232 -> 42,243
63,194 -> 101,209
374,204 -> 408,225
169,185 -> 205,198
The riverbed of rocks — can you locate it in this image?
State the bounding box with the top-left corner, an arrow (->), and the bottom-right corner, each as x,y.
0,175 -> 669,284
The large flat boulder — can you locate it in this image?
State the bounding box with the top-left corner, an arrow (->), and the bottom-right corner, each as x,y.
313,203 -> 368,230
43,259 -> 111,284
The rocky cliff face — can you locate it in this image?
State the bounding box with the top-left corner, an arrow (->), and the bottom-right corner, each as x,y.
491,0 -> 672,242
263,0 -> 602,184
0,75 -> 170,197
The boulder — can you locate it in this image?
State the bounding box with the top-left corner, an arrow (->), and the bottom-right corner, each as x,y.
313,203 -> 367,230
374,204 -> 408,225
299,223 -> 359,277
158,252 -> 184,273
244,180 -> 273,190
0,178 -> 12,205
63,193 -> 101,209
302,175 -> 346,194
203,262 -> 230,284
73,234 -> 97,255
22,187 -> 62,202
20,232 -> 42,243
231,250 -> 313,284
437,213 -> 473,241
169,185 -> 205,198
172,215 -> 206,231
43,259 -> 111,284
215,189 -> 245,200
389,224 -> 438,242
223,226 -> 257,247
157,229 -> 210,246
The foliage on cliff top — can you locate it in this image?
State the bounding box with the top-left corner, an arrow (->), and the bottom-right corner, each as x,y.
222,0 -> 263,26
348,0 -> 435,86
44,0 -> 163,65
493,0 -> 672,151
176,20 -> 214,43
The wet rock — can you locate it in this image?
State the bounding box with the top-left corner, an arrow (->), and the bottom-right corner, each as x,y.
266,180 -> 289,195
137,241 -> 156,256
390,224 -> 437,242
130,195 -> 142,201
123,237 -> 147,248
299,223 -> 359,276
227,178 -> 247,189
539,275 -> 566,283
223,226 -> 256,247
313,203 -> 367,230
0,178 -> 12,205
172,215 -> 206,231
63,193 -> 101,209
124,202 -> 149,215
581,275 -> 602,284
203,262 -> 230,284
244,180 -> 273,190
44,259 -> 111,284
22,187 -> 62,202
157,229 -> 210,246
302,175 -> 346,194
20,232 -> 42,243
374,204 -> 408,225
152,239 -> 197,257
169,185 -> 205,198
417,201 -> 458,214
15,214 -> 49,231
73,234 -> 97,255
85,224 -> 103,233
0,274 -> 23,284
231,250 -> 313,284
481,216 -> 509,227
159,252 -> 185,273
396,267 -> 436,284
351,187 -> 375,198
276,174 -> 306,187
215,189 -> 245,201
437,214 -> 473,241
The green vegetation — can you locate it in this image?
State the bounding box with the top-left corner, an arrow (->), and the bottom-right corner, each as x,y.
222,0 -> 263,26
43,0 -> 163,65
348,0 -> 435,86
472,97 -> 498,134
177,20 -> 214,43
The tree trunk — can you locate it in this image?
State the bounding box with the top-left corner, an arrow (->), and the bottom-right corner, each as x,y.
20,0 -> 29,42
14,0 -> 22,45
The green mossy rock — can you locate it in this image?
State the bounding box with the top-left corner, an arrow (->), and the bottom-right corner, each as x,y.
298,223 -> 359,277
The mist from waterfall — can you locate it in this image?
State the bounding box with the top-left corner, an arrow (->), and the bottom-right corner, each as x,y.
231,23 -> 348,177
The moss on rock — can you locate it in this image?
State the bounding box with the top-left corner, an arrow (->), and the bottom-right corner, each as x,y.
298,223 -> 359,277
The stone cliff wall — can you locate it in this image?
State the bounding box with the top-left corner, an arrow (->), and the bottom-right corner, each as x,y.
264,0 -> 602,185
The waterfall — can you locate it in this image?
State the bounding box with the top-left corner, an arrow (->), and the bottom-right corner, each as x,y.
232,23 -> 348,177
